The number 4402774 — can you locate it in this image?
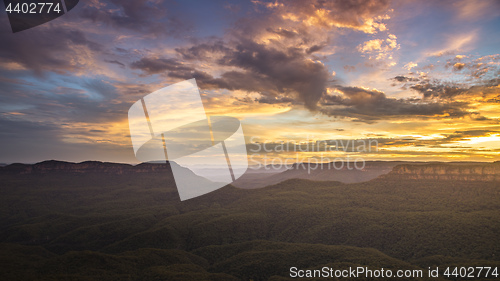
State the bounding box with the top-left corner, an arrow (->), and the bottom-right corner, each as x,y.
443,267 -> 498,278
5,2 -> 62,14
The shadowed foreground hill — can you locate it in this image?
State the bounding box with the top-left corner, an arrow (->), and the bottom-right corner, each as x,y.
232,161 -> 406,188
0,161 -> 499,280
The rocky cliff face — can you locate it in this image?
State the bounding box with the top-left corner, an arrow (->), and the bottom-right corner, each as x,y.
382,162 -> 500,181
0,160 -> 174,175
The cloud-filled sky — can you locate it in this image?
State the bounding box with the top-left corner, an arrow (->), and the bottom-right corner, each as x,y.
1,0 -> 500,164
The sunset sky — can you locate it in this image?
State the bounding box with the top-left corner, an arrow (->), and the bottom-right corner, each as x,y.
1,0 -> 500,164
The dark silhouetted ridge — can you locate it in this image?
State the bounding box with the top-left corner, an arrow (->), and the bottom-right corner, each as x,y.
0,160 -> 178,175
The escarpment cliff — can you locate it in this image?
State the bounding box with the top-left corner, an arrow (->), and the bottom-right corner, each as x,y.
381,162 -> 500,181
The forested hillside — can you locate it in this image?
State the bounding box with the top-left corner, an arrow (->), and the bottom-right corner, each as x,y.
0,161 -> 499,280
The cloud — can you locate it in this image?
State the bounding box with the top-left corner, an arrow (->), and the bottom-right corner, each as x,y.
0,72 -> 131,125
79,0 -> 189,37
358,34 -> 399,61
453,0 -> 500,21
130,57 -> 193,75
410,83 -> 468,99
131,5 -> 492,124
130,0 -> 396,111
398,77 -> 500,101
391,76 -> 419,83
445,54 -> 500,78
453,62 -> 465,71
0,0 -> 193,78
426,32 -> 477,57
392,54 -> 500,101
394,77 -> 500,101
344,65 -> 356,72
260,0 -> 391,34
176,41 -> 232,61
442,129 -> 499,142
104,60 -> 126,67
133,37 -> 331,110
0,22 -> 102,75
254,95 -> 297,105
1,0 -> 500,163
0,115 -> 134,163
404,62 -> 417,71
319,86 -> 471,122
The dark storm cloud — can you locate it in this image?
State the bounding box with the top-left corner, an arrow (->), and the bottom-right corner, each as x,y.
220,40 -> 330,109
135,40 -> 330,110
319,86 -> 470,122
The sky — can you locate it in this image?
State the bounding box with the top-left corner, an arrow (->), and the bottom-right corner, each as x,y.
1,0 -> 500,164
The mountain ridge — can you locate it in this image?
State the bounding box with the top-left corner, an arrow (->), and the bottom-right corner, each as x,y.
1,160 -> 499,183
0,160 -> 175,175
381,161 -> 500,182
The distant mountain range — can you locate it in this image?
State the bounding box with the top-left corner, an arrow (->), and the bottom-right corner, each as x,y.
232,161 -> 405,188
1,160 -> 499,188
0,160 -> 176,175
1,159 -> 499,280
383,162 -> 500,182
232,161 -> 499,188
